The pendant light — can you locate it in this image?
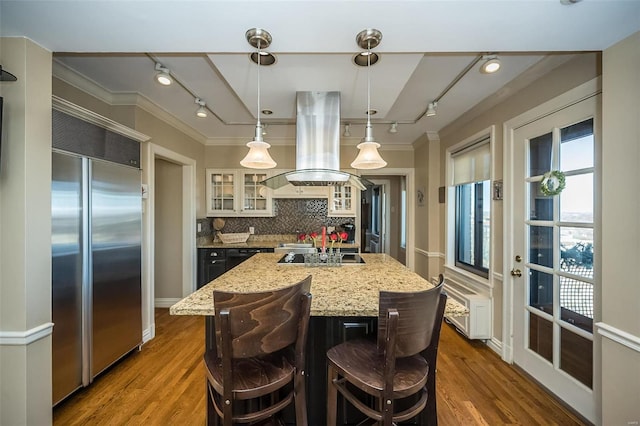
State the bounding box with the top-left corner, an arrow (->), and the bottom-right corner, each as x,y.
240,28 -> 277,169
351,29 -> 387,170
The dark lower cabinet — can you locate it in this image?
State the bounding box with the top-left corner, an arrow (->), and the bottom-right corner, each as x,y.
197,249 -> 226,288
197,247 -> 275,289
301,317 -> 377,426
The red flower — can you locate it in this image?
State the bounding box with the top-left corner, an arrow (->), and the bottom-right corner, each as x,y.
309,231 -> 318,247
339,231 -> 348,242
298,233 -> 307,242
329,232 -> 339,242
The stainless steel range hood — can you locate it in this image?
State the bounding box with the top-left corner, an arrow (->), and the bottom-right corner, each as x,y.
260,91 -> 371,190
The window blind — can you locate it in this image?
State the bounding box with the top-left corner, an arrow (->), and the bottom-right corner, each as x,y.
451,140 -> 490,186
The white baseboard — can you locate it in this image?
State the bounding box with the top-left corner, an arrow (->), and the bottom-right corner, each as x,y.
154,298 -> 181,308
486,337 -> 503,356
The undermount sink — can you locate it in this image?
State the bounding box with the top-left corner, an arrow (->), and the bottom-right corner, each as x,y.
274,243 -> 316,254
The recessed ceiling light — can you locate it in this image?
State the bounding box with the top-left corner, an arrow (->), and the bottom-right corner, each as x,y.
250,51 -> 277,66
366,109 -> 377,115
261,109 -> 273,115
353,52 -> 380,66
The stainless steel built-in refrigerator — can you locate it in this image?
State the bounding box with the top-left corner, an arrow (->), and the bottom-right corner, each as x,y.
52,150 -> 142,406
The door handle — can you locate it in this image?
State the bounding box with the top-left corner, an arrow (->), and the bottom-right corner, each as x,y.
511,268 -> 522,277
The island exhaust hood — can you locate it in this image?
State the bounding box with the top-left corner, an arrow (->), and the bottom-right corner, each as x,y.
259,91 -> 372,190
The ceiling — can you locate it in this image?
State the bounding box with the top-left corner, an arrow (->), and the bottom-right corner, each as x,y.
2,1 -> 639,147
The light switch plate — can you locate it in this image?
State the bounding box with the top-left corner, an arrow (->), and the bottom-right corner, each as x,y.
249,226 -> 255,234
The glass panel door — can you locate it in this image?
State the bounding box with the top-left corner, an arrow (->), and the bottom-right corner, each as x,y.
242,172 -> 269,213
209,171 -> 236,214
511,96 -> 598,422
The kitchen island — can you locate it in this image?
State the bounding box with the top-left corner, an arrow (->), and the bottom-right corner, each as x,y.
171,253 -> 467,425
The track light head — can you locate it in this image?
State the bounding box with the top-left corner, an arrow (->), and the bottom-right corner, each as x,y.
426,102 -> 437,117
343,123 -> 351,137
389,122 -> 398,133
480,55 -> 501,74
195,98 -> 207,118
154,63 -> 172,86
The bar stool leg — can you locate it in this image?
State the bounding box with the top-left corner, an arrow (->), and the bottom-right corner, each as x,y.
327,364 -> 338,426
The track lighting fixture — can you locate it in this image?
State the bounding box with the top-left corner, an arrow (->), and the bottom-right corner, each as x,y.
388,122 -> 398,134
195,98 -> 207,118
240,28 -> 277,169
480,55 -> 501,74
351,28 -> 387,170
343,123 -> 351,137
154,63 -> 172,86
426,102 -> 437,117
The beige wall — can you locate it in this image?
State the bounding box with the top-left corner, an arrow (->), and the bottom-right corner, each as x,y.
154,159 -> 183,299
0,37 -> 53,425
600,31 -> 640,425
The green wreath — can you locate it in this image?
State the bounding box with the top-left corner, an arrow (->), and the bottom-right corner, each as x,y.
540,170 -> 566,196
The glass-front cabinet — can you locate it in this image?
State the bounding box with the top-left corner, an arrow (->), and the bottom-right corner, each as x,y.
329,184 -> 357,217
206,169 -> 273,217
206,170 -> 237,215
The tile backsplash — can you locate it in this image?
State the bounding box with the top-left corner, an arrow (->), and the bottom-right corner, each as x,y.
197,198 -> 354,238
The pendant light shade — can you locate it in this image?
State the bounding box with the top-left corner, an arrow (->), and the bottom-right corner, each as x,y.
351,28 -> 386,170
351,123 -> 387,169
240,124 -> 277,169
241,28 -> 276,169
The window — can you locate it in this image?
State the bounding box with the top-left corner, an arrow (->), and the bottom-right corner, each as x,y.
451,139 -> 491,277
455,181 -> 490,276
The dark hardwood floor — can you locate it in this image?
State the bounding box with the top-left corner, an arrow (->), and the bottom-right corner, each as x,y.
53,309 -> 588,425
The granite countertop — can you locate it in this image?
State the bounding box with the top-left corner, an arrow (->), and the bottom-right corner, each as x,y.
171,253 -> 468,318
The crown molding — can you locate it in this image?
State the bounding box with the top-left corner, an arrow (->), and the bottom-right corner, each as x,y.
53,95 -> 151,142
133,94 -> 207,144
426,131 -> 440,142
53,60 -> 207,144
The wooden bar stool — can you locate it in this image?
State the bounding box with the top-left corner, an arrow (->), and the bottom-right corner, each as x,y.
326,278 -> 446,425
204,275 -> 312,426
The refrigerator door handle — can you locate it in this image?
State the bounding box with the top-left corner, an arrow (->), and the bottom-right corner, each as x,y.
81,157 -> 92,387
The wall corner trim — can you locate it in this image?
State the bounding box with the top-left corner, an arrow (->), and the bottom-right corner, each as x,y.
596,322 -> 640,353
0,322 -> 54,346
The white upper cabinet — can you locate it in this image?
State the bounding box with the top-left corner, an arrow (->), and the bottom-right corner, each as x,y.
328,184 -> 357,217
206,169 -> 273,217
